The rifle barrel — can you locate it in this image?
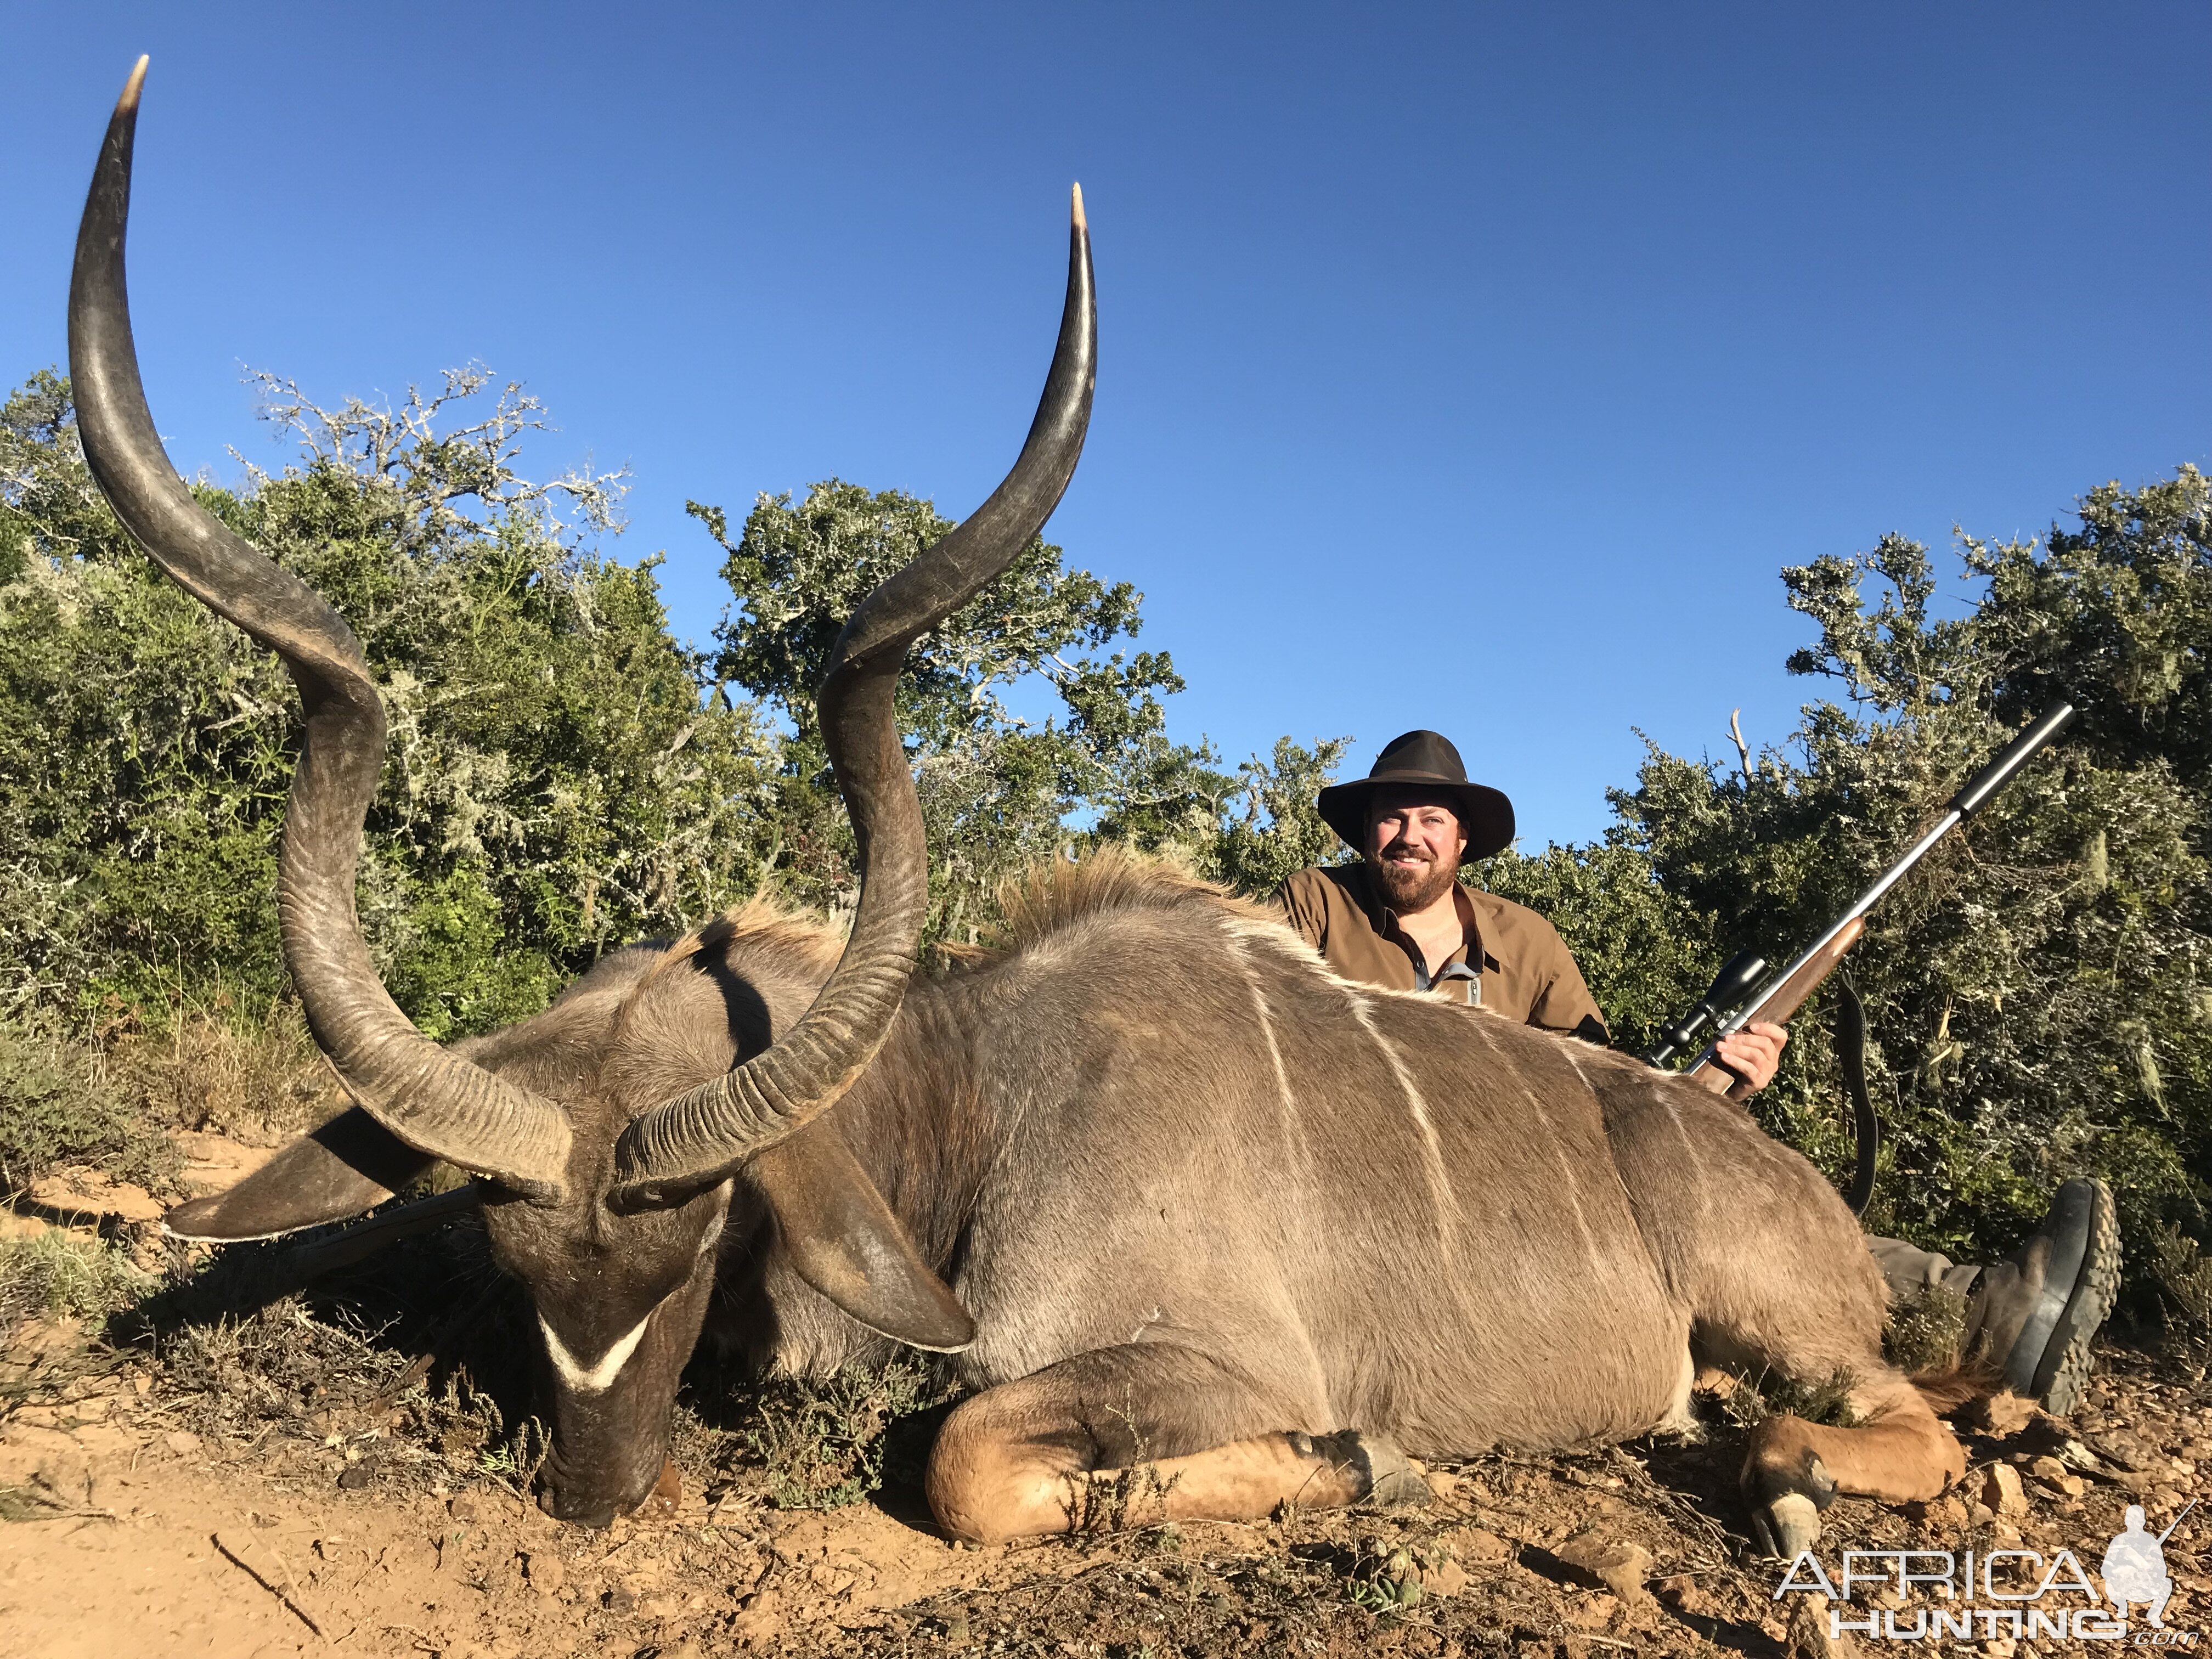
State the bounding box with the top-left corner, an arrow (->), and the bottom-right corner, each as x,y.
1706,811 -> 1957,1043
1685,703 -> 2075,1073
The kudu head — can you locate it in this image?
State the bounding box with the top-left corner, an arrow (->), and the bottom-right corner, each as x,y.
70,59 -> 1094,1525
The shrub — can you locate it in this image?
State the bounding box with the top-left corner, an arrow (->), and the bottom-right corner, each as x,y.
0,1014 -> 172,1194
0,1227 -> 153,1345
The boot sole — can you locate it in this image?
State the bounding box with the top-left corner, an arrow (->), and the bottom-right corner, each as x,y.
2026,1180 -> 2120,1415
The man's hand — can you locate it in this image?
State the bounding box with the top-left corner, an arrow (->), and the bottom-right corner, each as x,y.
1698,1020 -> 1787,1101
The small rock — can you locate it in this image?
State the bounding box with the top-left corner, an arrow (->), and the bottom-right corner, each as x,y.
1555,1532 -> 1656,1611
2055,1436 -> 2102,1470
337,1464 -> 373,1490
1694,1367 -> 1741,1400
448,1494 -> 476,1522
2091,1431 -> 2148,1471
1443,1526 -> 1511,1564
601,1584 -> 637,1615
1970,1393 -> 2036,1437
730,1593 -> 785,1649
2028,1455 -> 2068,1483
162,1430 -> 201,1456
636,1457 -> 681,1517
1421,1557 -> 1471,1599
1564,1592 -> 1620,1630
1782,1594 -> 1857,1658
1904,1495 -> 1965,1528
1656,1575 -> 1719,1618
1979,1463 -> 2028,1518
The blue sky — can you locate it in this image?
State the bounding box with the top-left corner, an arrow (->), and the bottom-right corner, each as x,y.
5,3 -> 2208,848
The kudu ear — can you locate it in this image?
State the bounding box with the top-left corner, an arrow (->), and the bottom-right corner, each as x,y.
163,1107 -> 435,1242
747,1121 -> 975,1353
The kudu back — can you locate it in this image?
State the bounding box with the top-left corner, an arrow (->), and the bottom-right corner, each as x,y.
69,60 -> 1962,1556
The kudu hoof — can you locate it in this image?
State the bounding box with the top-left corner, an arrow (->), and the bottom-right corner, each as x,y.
1751,1492 -> 1823,1560
1747,1451 -> 1835,1559
1308,1429 -> 1434,1509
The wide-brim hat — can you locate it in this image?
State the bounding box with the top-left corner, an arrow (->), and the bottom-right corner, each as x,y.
1316,729 -> 1515,864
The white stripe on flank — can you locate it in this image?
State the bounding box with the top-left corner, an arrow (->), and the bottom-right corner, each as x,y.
1220,926 -> 1307,1164
539,1308 -> 653,1394
1347,995 -> 1460,1260
1658,1084 -> 1710,1227
1521,1084 -> 1602,1268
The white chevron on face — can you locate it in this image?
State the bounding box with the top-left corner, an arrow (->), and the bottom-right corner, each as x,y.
539,1309 -> 653,1393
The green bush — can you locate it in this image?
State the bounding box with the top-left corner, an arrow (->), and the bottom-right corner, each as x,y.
0,1227 -> 154,1343
0,1014 -> 171,1194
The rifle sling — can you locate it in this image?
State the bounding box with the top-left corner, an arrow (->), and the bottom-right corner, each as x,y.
1833,974 -> 1881,1217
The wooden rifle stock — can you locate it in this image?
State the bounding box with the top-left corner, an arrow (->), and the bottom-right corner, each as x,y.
1685,915 -> 1863,1087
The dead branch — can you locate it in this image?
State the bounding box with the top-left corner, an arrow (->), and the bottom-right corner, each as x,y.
212,1529 -> 326,1638
1728,708 -> 1753,783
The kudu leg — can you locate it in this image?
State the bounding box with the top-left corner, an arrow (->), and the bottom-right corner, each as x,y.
1593,1070 -> 1967,1556
926,1344 -> 1430,1544
1741,1370 -> 1967,1558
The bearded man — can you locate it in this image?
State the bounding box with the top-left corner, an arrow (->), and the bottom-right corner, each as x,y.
1272,729 -> 2120,1414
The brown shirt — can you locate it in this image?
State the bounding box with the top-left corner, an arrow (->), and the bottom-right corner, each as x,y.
1273,864 -> 1610,1041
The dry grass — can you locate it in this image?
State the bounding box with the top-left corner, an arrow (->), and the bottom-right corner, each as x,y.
2147,1221 -> 2212,1372
0,1228 -> 154,1348
0,1015 -> 176,1193
101,997 -> 341,1145
1884,1280 -> 1970,1375
713,1358 -> 953,1511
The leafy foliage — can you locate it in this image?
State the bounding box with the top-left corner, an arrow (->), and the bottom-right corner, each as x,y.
0,1227 -> 153,1347
1600,480 -> 2210,1283
0,1009 -> 174,1193
692,481 -> 1335,936
723,1357 -> 950,1510
0,367 -> 1336,1031
1,368 -> 784,1035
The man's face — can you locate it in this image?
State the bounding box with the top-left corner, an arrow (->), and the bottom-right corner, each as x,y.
1365,788 -> 1467,912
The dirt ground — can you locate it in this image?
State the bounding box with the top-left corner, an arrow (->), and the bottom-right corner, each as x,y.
3,1137 -> 2206,1659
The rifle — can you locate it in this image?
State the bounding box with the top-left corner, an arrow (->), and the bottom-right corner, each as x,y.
1644,703 -> 2078,1207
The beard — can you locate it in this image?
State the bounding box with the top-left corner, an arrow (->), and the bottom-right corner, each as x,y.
1369,841 -> 1460,913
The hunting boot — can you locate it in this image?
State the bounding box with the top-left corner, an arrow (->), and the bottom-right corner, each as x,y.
1961,1178 -> 2122,1415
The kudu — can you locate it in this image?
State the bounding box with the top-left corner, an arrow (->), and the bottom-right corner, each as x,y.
74,60 -> 1963,1557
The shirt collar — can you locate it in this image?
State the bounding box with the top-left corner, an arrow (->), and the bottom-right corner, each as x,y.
1366,869 -> 1502,975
